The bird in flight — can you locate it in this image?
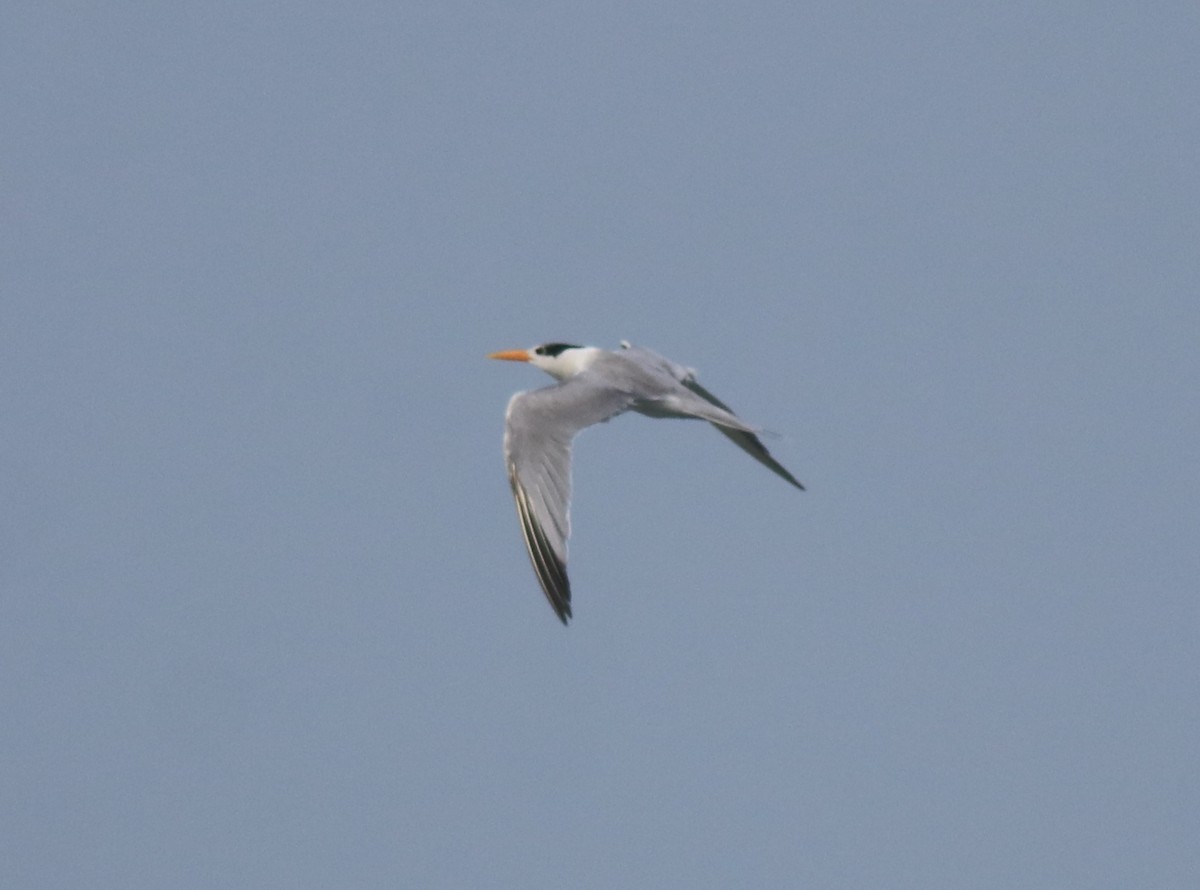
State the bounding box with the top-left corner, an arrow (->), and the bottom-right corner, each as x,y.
489,341 -> 804,624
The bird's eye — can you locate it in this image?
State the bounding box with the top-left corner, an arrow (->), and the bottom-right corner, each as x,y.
534,346 -> 546,356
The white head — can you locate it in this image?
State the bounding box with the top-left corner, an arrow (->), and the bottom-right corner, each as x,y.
488,342 -> 602,381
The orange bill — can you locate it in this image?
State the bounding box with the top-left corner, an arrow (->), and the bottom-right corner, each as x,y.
487,349 -> 531,362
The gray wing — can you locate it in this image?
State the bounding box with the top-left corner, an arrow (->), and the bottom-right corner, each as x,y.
503,377 -> 634,624
619,343 -> 805,491
681,377 -> 805,490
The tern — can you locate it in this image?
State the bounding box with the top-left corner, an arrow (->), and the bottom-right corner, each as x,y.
487,340 -> 806,628
488,340 -> 803,625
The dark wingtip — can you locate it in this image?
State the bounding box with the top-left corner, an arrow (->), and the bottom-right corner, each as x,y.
509,473 -> 575,626
551,580 -> 572,625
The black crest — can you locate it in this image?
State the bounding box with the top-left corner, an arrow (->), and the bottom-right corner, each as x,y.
534,343 -> 581,358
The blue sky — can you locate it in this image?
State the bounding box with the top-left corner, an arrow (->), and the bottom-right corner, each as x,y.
3,3 -> 1198,887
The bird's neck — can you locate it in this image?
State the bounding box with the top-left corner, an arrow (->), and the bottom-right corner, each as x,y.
544,346 -> 604,381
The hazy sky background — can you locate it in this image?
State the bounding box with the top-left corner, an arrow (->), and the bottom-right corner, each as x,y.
4,3 -> 1198,887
